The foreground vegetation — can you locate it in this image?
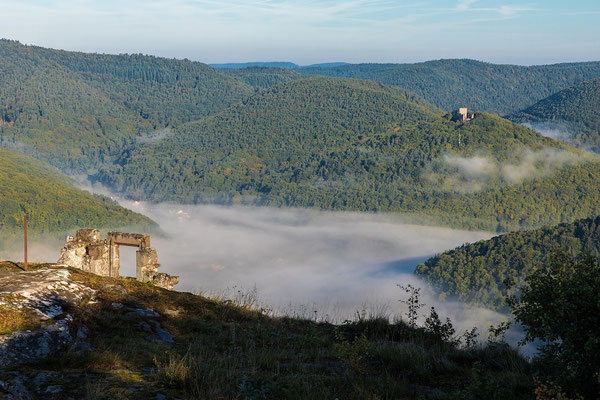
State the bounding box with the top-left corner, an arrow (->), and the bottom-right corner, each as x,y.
0,262 -> 533,399
508,251 -> 600,398
3,249 -> 598,399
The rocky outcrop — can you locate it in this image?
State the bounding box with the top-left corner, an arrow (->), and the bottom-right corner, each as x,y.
0,318 -> 73,368
0,265 -> 176,399
0,268 -> 95,368
58,229 -> 179,290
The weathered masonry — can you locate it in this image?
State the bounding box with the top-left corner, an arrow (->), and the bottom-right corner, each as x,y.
453,107 -> 475,122
58,229 -> 179,290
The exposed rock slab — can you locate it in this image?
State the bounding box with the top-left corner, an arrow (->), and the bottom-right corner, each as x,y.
0,268 -> 95,368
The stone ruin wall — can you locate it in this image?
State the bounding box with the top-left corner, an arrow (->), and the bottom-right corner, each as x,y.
58,229 -> 179,290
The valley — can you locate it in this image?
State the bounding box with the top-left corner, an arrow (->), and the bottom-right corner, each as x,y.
1,35 -> 600,399
116,200 -> 494,325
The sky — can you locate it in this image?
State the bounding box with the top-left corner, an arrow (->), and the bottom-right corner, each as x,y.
0,0 -> 598,65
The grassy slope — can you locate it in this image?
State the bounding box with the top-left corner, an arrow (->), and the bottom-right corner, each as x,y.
0,263 -> 532,399
96,76 -> 600,231
299,59 -> 600,114
0,147 -> 155,237
508,77 -> 600,152
416,215 -> 600,310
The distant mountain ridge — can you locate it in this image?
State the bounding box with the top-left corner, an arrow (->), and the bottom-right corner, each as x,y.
210,62 -> 349,69
4,40 -> 600,232
212,59 -> 600,115
297,59 -> 600,114
0,39 -> 255,172
3,39 -> 600,175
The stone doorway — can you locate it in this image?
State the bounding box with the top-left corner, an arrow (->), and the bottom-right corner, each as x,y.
58,229 -> 179,290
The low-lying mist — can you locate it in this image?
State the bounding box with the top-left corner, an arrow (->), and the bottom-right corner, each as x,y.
428,146 -> 590,193
523,121 -> 573,142
112,200 -> 515,338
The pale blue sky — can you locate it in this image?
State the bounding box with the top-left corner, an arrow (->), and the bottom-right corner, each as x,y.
0,0 -> 598,65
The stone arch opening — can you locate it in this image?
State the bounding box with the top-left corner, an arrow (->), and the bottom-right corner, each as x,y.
58,229 -> 179,290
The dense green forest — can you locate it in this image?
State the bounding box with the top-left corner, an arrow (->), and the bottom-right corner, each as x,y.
5,40 -> 600,232
508,78 -> 600,152
0,147 -> 155,239
226,67 -> 302,89
4,39 -> 600,176
298,59 -> 600,114
95,76 -> 600,231
415,215 -> 600,310
0,39 -> 255,172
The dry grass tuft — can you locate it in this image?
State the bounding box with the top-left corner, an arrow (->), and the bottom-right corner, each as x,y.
0,305 -> 40,334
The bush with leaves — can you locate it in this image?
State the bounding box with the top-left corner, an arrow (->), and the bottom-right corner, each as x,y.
333,330 -> 373,376
424,306 -> 458,345
508,250 -> 600,398
398,284 -> 425,328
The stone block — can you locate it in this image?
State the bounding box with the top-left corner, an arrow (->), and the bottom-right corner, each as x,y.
136,247 -> 158,265
138,263 -> 159,282
75,229 -> 100,242
153,273 -> 180,291
108,232 -> 150,248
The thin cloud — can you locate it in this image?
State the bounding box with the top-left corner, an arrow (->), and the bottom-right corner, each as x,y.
569,10 -> 600,15
456,0 -> 479,11
454,0 -> 536,16
476,5 -> 536,16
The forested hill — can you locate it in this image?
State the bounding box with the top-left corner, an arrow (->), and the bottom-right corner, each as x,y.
416,215 -> 600,310
298,59 -> 600,115
225,67 -> 303,89
0,39 -> 255,172
507,78 -> 600,152
95,76 -> 600,231
5,40 -> 600,232
3,39 -> 600,173
94,76 -> 441,202
0,147 -> 155,239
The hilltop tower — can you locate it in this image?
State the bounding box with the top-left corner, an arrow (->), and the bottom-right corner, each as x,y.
450,108 -> 474,122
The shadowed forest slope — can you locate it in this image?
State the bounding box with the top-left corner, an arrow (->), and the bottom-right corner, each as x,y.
508,77 -> 600,152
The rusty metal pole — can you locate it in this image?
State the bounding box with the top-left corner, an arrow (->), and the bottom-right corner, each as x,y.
24,214 -> 28,271
109,236 -> 112,277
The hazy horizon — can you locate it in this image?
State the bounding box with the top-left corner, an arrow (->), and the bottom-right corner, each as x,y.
5,37 -> 600,68
1,0 -> 598,66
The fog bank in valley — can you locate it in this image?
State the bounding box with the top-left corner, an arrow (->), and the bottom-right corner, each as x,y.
523,121 -> 573,142
117,201 -> 510,335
